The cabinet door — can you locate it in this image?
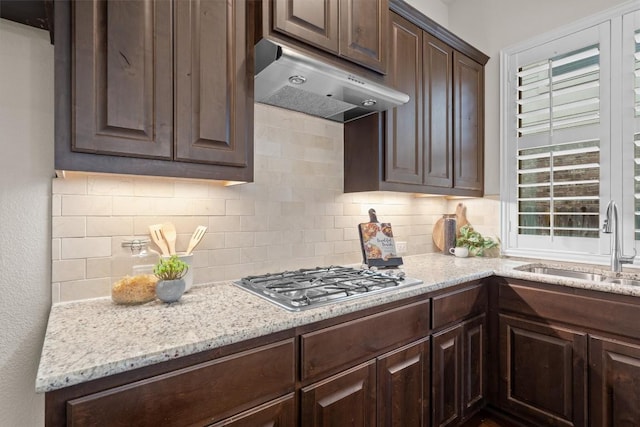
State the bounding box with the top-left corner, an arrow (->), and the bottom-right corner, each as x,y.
301,360 -> 376,427
73,0 -> 173,159
499,314 -> 587,427
453,51 -> 483,193
432,324 -> 463,427
589,336 -> 640,427
273,0 -> 339,53
339,0 -> 388,73
174,0 -> 251,167
385,13 -> 423,185
422,32 -> 453,188
463,314 -> 486,416
208,393 -> 296,427
377,338 -> 430,427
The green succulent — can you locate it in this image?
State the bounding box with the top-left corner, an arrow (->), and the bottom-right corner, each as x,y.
456,225 -> 499,256
154,255 -> 188,281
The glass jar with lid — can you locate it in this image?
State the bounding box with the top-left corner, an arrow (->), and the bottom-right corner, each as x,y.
111,239 -> 159,305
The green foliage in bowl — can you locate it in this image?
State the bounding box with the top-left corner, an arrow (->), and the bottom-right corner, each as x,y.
154,255 -> 189,281
456,225 -> 499,256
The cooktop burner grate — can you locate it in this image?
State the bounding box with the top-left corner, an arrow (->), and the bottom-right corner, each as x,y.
234,266 -> 422,311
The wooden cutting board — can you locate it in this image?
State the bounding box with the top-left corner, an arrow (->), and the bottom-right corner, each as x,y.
433,203 -> 470,251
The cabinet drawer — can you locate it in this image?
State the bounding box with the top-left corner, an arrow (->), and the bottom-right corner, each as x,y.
66,339 -> 295,427
301,300 -> 430,382
432,282 -> 486,330
499,281 -> 640,340
208,393 -> 296,427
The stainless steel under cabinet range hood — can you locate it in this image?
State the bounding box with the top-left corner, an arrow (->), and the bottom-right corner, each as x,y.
254,39 -> 410,123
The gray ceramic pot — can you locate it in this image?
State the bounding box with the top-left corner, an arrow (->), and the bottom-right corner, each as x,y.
156,279 -> 186,303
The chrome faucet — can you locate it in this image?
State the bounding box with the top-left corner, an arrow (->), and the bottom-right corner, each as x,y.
602,200 -> 635,272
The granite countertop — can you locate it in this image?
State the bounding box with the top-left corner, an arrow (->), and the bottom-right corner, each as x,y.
36,253 -> 640,393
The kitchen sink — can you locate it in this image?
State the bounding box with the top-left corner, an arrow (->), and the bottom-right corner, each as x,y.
515,264 -> 640,286
601,277 -> 640,286
518,266 -> 606,282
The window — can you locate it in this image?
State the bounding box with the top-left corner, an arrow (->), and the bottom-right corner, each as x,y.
502,3 -> 640,263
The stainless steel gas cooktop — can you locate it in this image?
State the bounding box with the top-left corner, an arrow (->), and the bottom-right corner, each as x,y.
234,266 -> 423,311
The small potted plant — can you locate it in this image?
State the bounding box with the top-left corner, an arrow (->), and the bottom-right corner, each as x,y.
154,255 -> 189,303
456,225 -> 499,257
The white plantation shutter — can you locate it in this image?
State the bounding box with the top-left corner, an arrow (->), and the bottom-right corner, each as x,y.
623,12 -> 640,250
517,140 -> 600,238
505,22 -> 611,256
632,28 -> 640,243
517,46 -> 600,137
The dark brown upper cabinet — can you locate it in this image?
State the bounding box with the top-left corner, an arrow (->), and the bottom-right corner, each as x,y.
55,0 -> 254,182
344,3 -> 488,197
423,32 -> 453,189
384,12 -> 422,186
453,51 -> 484,193
271,0 -> 388,74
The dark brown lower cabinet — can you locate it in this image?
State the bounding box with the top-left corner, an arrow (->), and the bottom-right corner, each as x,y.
498,314 -> 587,427
301,360 -> 377,427
49,339 -> 296,427
432,314 -> 486,427
301,337 -> 431,427
377,338 -> 431,427
589,336 -> 640,427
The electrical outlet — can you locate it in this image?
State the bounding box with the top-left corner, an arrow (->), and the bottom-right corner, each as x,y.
396,241 -> 407,254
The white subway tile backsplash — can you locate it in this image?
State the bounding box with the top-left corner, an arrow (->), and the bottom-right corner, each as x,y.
62,195 -> 112,216
209,248 -> 242,266
133,177 -> 175,197
303,229 -> 324,243
51,104 -> 499,303
52,259 -> 85,282
52,238 -> 60,260
314,241 -> 335,256
224,232 -> 255,248
52,216 -> 86,238
225,199 -> 255,216
199,232 -> 226,251
52,194 -> 61,216
240,216 -> 270,232
59,278 -> 110,301
61,237 -> 111,259
241,246 -> 269,263
209,216 -> 242,233
325,228 -> 343,242
88,175 -> 134,196
86,257 -> 111,279
291,242 -> 315,258
52,175 -> 87,195
86,217 -> 133,237
255,231 -> 283,247
51,283 -> 60,304
173,180 -> 210,199
112,196 -> 144,216
267,244 -> 294,261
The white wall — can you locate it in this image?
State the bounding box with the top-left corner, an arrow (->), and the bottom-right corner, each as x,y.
446,0 -> 632,195
404,0 -> 449,26
0,19 -> 53,427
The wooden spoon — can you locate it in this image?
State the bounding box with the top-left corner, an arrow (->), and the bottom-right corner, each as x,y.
185,225 -> 207,255
161,222 -> 177,255
149,224 -> 170,256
